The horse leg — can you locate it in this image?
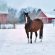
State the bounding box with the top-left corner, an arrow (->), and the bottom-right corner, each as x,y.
35,32 -> 37,43
30,32 -> 33,43
39,27 -> 43,42
26,31 -> 29,43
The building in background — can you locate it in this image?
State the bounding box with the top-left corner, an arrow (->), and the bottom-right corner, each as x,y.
0,1 -> 8,24
18,8 -> 55,24
36,9 -> 55,24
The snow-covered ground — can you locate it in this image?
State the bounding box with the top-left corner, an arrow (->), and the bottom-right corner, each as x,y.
0,24 -> 55,55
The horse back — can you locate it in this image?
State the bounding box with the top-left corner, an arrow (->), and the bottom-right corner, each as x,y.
30,19 -> 43,30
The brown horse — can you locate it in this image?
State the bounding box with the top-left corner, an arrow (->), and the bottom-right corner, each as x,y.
24,12 -> 43,44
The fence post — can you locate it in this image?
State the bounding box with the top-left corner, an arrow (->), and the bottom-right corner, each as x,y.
0,23 -> 1,29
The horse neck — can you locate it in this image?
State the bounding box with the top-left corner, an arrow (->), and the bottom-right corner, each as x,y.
25,16 -> 32,23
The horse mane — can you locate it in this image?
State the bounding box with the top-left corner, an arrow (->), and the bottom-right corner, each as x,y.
27,16 -> 32,23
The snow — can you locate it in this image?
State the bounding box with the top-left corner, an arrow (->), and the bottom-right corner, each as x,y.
0,24 -> 55,55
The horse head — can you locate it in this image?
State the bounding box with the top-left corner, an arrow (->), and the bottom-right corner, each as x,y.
24,12 -> 31,23
24,12 -> 28,17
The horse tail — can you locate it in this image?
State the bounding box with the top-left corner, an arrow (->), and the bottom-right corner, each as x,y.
39,23 -> 43,39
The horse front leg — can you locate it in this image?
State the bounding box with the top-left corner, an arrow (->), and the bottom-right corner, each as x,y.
35,32 -> 37,43
26,31 -> 29,43
30,32 -> 33,44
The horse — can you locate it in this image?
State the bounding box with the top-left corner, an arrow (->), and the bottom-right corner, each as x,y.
24,12 -> 43,44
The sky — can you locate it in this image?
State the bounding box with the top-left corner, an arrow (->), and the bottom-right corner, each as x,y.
1,0 -> 55,11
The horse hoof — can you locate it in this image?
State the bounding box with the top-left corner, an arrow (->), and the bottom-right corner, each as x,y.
30,43 -> 32,44
40,39 -> 42,42
34,40 -> 36,43
30,42 -> 32,44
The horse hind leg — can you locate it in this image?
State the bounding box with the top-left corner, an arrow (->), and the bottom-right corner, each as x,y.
39,25 -> 43,42
35,32 -> 37,43
39,31 -> 43,42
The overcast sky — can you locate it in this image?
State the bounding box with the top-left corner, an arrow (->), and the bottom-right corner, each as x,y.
1,0 -> 55,11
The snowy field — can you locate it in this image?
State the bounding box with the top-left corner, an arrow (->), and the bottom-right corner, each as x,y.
0,24 -> 55,55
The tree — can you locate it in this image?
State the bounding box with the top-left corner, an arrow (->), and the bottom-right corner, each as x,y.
18,9 -> 25,23
8,7 -> 17,24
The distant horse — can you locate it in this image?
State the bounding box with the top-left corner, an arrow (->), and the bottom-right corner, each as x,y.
24,12 -> 43,43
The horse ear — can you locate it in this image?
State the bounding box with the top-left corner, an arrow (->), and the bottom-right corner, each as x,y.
24,12 -> 28,16
26,13 -> 28,15
27,13 -> 28,14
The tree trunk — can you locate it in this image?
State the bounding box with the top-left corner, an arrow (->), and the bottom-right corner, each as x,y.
13,24 -> 15,29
